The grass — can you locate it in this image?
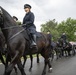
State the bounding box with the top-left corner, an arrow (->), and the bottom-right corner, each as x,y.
0,54 -> 41,63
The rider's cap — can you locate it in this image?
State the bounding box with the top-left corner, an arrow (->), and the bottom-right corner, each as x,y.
13,16 -> 18,20
24,4 -> 31,9
63,33 -> 66,35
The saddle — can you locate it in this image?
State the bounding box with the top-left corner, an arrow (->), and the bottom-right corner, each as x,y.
35,32 -> 42,38
22,30 -> 42,41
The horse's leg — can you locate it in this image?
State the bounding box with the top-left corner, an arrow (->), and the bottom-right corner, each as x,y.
13,66 -> 17,74
42,59 -> 48,75
68,49 -> 71,56
5,53 -> 9,71
41,49 -> 52,75
47,48 -> 53,72
48,58 -> 53,73
40,51 -> 48,75
60,49 -> 62,58
29,54 -> 33,72
65,50 -> 68,57
62,49 -> 64,56
37,53 -> 40,63
4,51 -> 26,75
0,52 -> 5,65
5,53 -> 18,74
72,46 -> 75,56
23,55 -> 27,68
56,49 -> 59,60
17,59 -> 26,75
51,50 -> 54,61
73,49 -> 76,56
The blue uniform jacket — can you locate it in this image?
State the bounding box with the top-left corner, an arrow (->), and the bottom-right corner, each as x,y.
61,35 -> 66,40
23,12 -> 36,28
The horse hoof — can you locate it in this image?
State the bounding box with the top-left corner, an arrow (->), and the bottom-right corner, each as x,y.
37,61 -> 40,63
48,68 -> 53,73
15,71 -> 18,74
22,65 -> 25,68
42,73 -> 46,75
42,72 -> 46,75
29,68 -> 32,72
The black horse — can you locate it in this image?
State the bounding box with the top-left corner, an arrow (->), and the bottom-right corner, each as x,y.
0,6 -> 52,75
58,38 -> 75,57
0,32 -> 19,74
0,32 -> 39,73
0,31 -> 40,72
51,41 -> 63,59
63,42 -> 75,57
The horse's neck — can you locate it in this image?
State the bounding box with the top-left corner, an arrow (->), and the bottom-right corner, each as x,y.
1,21 -> 19,41
1,29 -> 11,41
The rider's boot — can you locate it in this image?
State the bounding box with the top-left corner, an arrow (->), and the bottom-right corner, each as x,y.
30,34 -> 37,48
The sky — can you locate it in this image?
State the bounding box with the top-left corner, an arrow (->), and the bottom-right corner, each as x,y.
0,0 -> 76,31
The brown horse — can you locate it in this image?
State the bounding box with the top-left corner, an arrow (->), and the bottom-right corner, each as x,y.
23,53 -> 40,72
0,6 -> 52,75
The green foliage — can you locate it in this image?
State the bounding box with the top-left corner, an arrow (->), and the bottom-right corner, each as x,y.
57,18 -> 76,41
16,21 -> 22,25
41,18 -> 76,41
41,19 -> 59,41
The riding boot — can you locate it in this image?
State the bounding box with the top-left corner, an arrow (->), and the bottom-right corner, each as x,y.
30,34 -> 37,48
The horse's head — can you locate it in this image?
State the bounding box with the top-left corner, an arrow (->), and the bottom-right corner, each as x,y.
0,6 -> 17,28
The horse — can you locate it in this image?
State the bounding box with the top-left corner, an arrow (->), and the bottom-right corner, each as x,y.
0,32 -> 18,73
0,7 -> 26,75
51,41 -> 63,59
0,6 -> 52,75
0,31 -> 40,72
23,33 -> 53,72
63,42 -> 75,57
58,38 -> 75,57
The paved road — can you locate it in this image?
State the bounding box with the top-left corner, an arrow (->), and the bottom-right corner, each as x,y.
0,55 -> 76,75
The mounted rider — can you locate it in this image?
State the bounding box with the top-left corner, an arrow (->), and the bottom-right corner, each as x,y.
22,4 -> 37,48
13,16 -> 21,25
13,16 -> 18,22
61,33 -> 67,45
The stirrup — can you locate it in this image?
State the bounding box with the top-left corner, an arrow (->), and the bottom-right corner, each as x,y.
30,41 -> 37,48
31,41 -> 36,45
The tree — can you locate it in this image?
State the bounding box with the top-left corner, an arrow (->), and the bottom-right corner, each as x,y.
41,18 -> 76,41
41,19 -> 59,41
57,18 -> 76,41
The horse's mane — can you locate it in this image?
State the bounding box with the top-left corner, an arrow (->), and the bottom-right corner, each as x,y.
0,6 -> 17,26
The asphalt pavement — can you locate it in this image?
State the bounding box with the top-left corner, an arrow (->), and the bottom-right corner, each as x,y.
0,55 -> 76,75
